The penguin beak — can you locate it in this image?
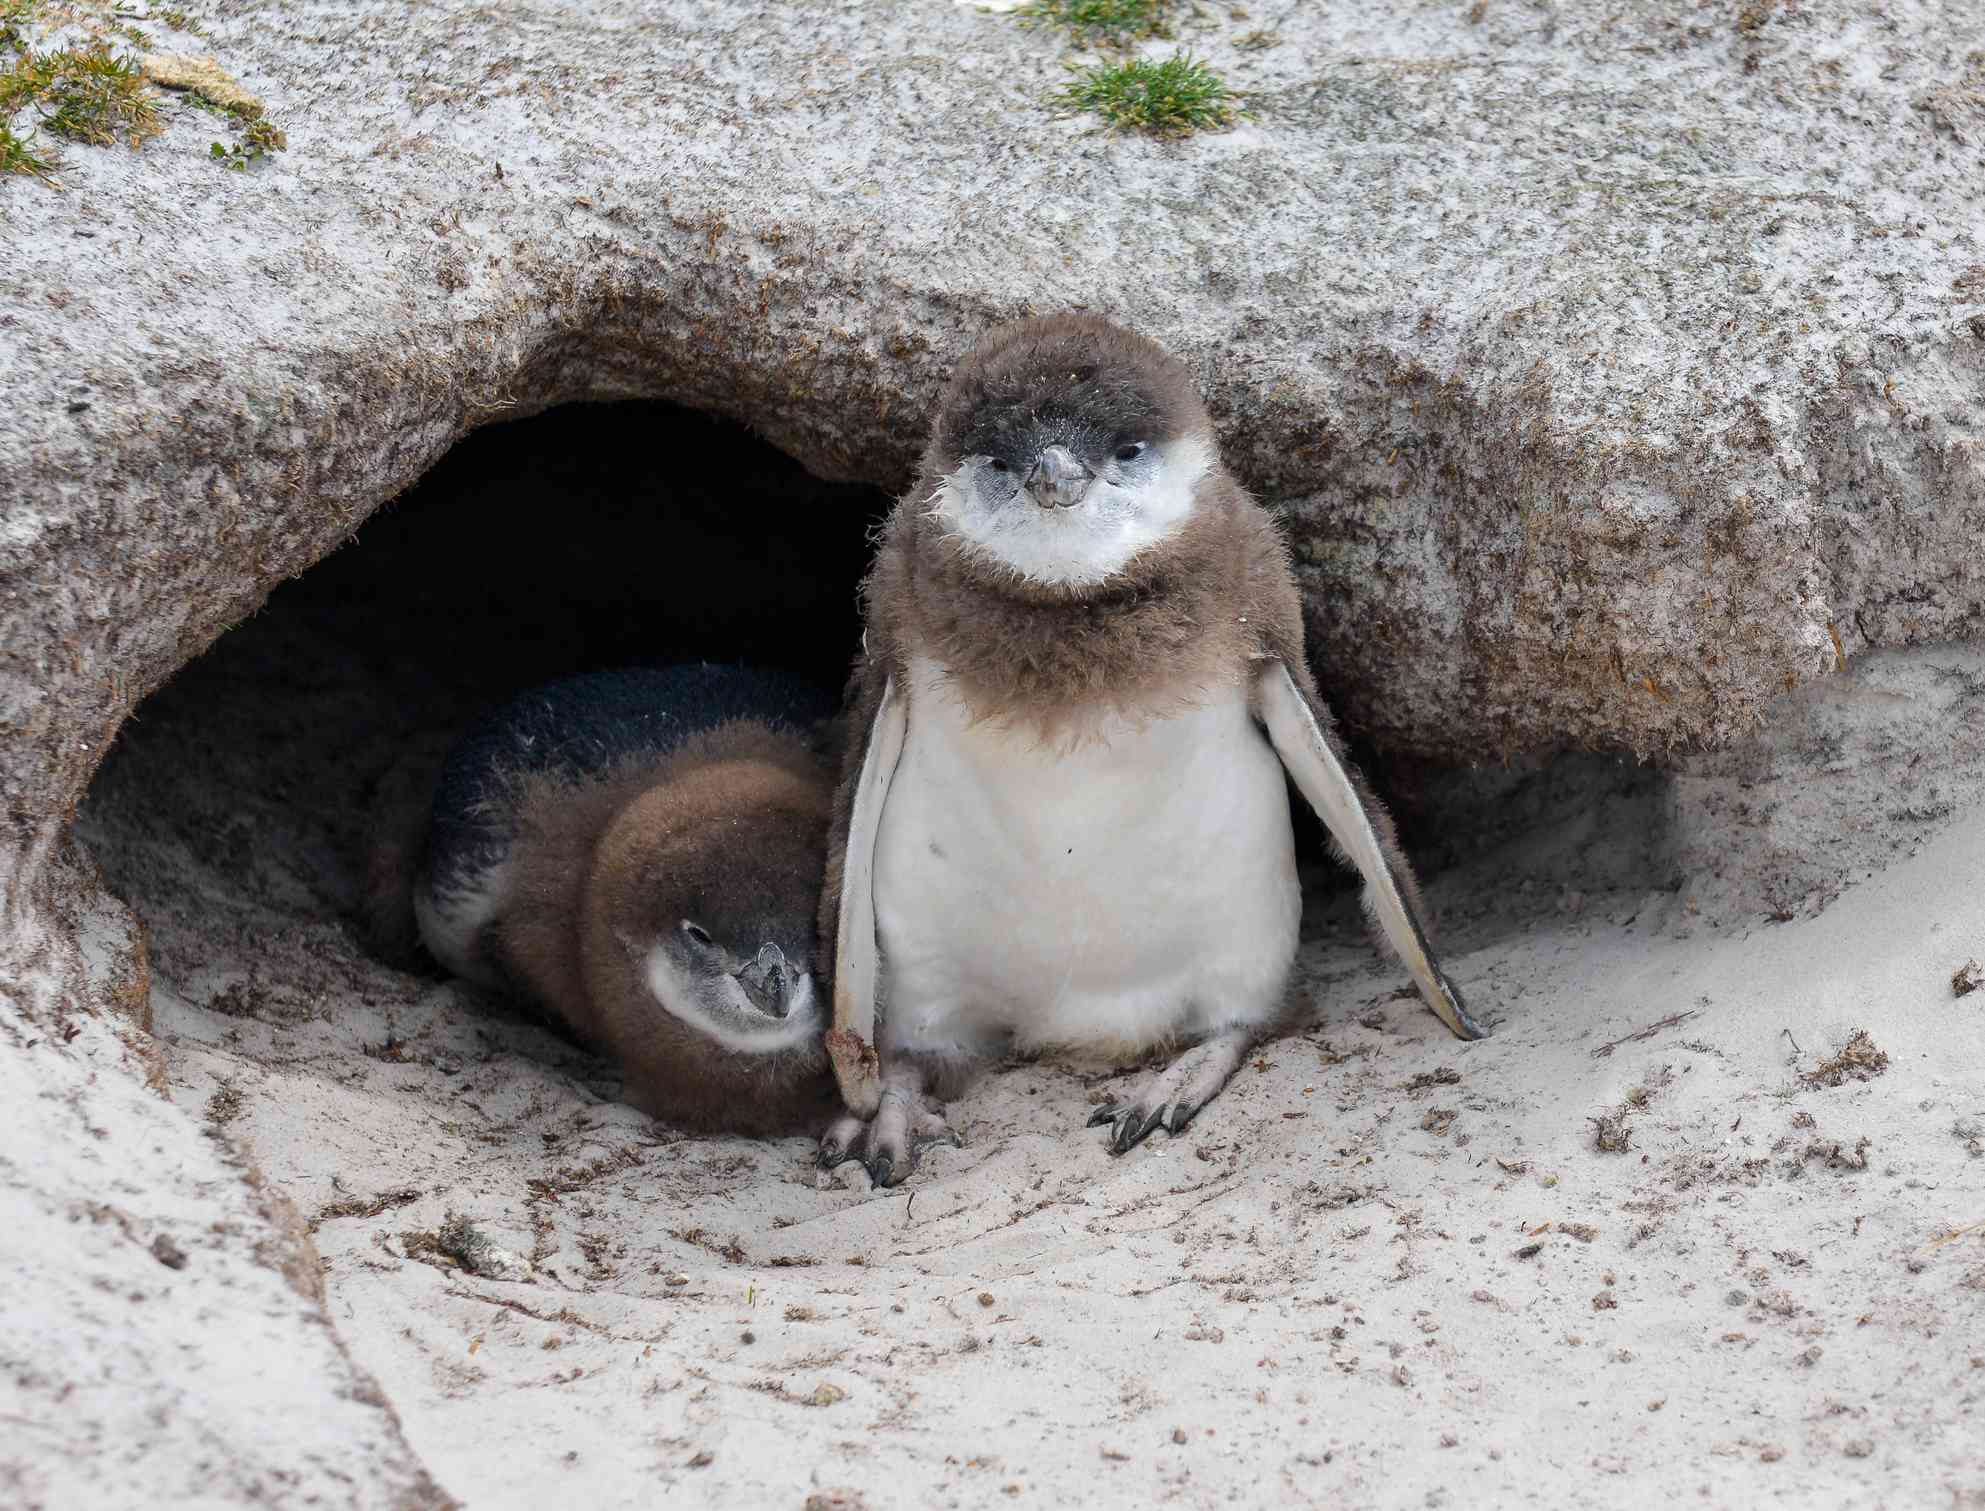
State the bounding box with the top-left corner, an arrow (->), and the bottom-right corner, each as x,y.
737,943 -> 799,1018
1024,445 -> 1093,510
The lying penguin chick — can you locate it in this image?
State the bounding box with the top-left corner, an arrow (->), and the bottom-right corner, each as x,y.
410,665 -> 840,1135
820,314 -> 1486,1186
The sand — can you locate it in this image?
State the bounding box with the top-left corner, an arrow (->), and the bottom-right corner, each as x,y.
68,580 -> 1985,1508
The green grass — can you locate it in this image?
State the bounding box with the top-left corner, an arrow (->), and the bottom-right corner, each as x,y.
0,119 -> 55,180
183,81 -> 289,170
2,4 -> 281,184
209,114 -> 283,170
1058,51 -> 1236,135
1016,0 -> 1175,48
1,40 -> 161,148
0,0 -> 232,184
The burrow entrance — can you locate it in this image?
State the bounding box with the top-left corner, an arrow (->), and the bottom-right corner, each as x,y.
78,401 -> 884,1009
70,390 -> 1645,1172
65,393 -> 1977,1080
79,395 -> 1577,1042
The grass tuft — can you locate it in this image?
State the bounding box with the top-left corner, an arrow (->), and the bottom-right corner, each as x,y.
209,113 -> 282,170
147,54 -> 288,169
1057,51 -> 1236,135
0,119 -> 56,180
2,39 -> 162,148
1016,0 -> 1174,48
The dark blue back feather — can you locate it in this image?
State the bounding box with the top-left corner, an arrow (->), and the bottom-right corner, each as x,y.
426,664 -> 835,889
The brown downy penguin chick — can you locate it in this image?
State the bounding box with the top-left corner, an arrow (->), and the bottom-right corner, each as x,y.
402,665 -> 840,1135
820,314 -> 1486,1185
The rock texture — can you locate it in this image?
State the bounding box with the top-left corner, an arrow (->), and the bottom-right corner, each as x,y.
3,0 -> 1984,1502
4,1 -> 1983,833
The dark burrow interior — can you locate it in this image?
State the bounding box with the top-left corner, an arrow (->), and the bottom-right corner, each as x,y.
80,402 -> 886,991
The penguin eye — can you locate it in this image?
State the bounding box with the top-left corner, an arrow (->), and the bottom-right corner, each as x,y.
986,457 -> 1010,473
1115,441 -> 1147,463
679,920 -> 715,949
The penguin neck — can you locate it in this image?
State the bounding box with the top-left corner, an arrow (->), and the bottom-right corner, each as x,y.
890,475 -> 1262,732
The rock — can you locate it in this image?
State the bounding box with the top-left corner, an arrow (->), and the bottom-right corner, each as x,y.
4,0 -> 1982,845
2,0 -> 1982,1500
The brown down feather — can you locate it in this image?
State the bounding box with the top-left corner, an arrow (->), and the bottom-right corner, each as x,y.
817,314 -> 1432,1006
498,721 -> 840,1135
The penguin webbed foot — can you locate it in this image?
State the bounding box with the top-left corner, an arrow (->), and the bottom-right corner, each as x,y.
817,1066 -> 957,1189
1086,1029 -> 1253,1157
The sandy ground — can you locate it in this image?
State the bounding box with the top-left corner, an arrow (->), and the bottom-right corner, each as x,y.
70,576 -> 1985,1509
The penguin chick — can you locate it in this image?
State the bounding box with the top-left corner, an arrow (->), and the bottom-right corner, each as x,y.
408,666 -> 840,1135
820,314 -> 1486,1185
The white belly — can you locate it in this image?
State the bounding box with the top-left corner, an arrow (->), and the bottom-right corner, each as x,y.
873,658 -> 1300,1060
415,858 -> 511,990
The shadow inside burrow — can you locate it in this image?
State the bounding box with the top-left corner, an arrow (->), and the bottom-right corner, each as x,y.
74,400 -> 885,1081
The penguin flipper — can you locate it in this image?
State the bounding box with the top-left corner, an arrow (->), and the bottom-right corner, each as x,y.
1253,660 -> 1487,1042
825,673 -> 909,1116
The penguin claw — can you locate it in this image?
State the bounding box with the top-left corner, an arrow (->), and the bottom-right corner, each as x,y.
814,1086 -> 955,1189
818,1113 -> 865,1169
1106,1103 -> 1170,1156
1090,1031 -> 1252,1157
1090,1096 -> 1182,1154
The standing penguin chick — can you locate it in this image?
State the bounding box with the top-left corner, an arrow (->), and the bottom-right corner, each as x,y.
821,315 -> 1486,1184
408,665 -> 840,1135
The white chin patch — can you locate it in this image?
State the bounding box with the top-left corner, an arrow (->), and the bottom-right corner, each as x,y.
642,947 -> 820,1056
932,433 -> 1213,588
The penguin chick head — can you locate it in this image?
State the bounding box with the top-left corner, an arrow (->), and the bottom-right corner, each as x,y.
642,914 -> 820,1058
590,761 -> 827,1061
923,314 -> 1218,591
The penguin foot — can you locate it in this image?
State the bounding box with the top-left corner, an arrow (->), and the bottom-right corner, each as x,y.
1086,1030 -> 1253,1157
818,1069 -> 956,1188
